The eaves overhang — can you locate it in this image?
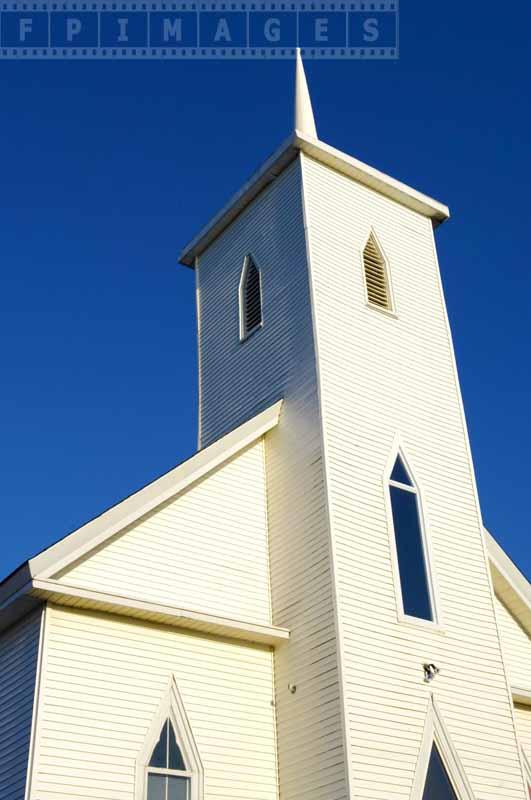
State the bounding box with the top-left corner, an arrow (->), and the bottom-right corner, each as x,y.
485,528 -> 531,636
0,401 -> 285,644
179,130 -> 450,267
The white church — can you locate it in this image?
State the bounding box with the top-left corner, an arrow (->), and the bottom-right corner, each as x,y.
1,53 -> 530,800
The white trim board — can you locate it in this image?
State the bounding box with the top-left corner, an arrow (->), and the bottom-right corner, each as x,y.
29,580 -> 290,646
179,131 -> 450,267
485,528 -> 531,635
410,695 -> 476,800
0,402 -> 283,635
135,676 -> 204,800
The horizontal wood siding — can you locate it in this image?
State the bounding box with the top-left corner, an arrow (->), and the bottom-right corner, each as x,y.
302,152 -> 525,799
0,610 -> 42,800
197,159 -> 347,800
495,594 -> 531,690
58,441 -> 272,625
515,705 -> 531,766
30,604 -> 278,800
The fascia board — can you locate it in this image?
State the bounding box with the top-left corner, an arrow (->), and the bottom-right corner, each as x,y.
179,132 -> 450,267
0,401 -> 282,595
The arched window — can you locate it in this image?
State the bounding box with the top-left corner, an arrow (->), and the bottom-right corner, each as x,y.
146,719 -> 190,800
239,254 -> 262,340
410,696 -> 476,800
388,452 -> 436,622
363,232 -> 393,311
137,678 -> 203,800
422,745 -> 458,799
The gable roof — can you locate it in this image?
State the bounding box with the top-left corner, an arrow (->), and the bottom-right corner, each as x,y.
179,131 -> 450,268
0,401 -> 287,645
485,528 -> 531,636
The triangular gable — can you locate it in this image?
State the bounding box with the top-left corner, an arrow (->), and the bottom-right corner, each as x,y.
54,435 -> 272,624
0,402 -> 283,639
410,695 -> 476,800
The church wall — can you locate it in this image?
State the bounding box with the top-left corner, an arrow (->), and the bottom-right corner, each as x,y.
0,609 -> 43,800
515,705 -> 531,771
29,604 -> 278,800
197,159 -> 349,800
301,152 -> 526,799
56,440 -> 272,626
495,593 -> 531,691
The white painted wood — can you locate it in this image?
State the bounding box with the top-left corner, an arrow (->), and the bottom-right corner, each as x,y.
495,594 -> 531,692
56,440 -> 273,626
409,695 -> 476,800
29,604 -> 278,800
197,157 -> 348,800
26,401 -> 281,583
29,578 -> 289,645
0,610 -> 42,800
300,151 -> 525,800
294,50 -> 317,140
515,705 -> 531,770
135,675 -> 203,800
179,133 -> 449,267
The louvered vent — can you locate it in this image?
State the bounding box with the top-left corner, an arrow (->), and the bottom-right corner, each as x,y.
242,256 -> 262,338
363,234 -> 391,310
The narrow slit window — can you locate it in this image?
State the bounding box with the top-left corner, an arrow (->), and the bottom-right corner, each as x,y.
389,454 -> 434,622
147,720 -> 190,800
363,233 -> 392,311
239,255 -> 262,340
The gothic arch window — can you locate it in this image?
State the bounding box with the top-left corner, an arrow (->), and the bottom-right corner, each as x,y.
239,254 -> 262,340
137,678 -> 203,800
363,231 -> 393,312
387,450 -> 437,623
410,696 -> 476,800
146,719 -> 190,800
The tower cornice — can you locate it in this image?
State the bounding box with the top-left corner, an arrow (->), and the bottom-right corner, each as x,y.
179,131 -> 450,268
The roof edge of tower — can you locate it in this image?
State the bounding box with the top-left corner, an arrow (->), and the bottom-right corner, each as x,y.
179,132 -> 450,268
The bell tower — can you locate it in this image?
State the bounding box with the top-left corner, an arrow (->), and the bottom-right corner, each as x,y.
180,52 -> 527,800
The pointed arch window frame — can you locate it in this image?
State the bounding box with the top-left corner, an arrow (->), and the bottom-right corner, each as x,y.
136,676 -> 204,800
239,253 -> 263,342
410,695 -> 476,800
521,747 -> 531,798
361,229 -> 397,317
384,439 -> 441,628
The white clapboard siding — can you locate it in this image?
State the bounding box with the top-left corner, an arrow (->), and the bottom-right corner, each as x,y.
0,609 -> 42,800
197,159 -> 347,800
57,440 -> 272,625
30,604 -> 278,800
515,705 -> 531,765
495,594 -> 531,690
301,152 -> 525,800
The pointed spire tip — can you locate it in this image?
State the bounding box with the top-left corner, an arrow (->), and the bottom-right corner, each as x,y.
294,48 -> 317,140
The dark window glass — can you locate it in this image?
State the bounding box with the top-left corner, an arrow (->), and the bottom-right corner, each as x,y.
390,486 -> 432,621
150,721 -> 169,768
422,745 -> 458,800
168,776 -> 189,800
169,721 -> 186,771
391,454 -> 413,486
147,773 -> 166,800
243,258 -> 262,335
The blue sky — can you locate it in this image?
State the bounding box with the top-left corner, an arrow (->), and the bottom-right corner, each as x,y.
0,0 -> 529,581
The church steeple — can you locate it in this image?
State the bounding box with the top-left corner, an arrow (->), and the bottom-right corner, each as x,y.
294,49 -> 317,139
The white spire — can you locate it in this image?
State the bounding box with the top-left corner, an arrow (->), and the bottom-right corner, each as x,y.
294,48 -> 317,140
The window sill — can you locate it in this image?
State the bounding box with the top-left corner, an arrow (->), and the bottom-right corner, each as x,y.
365,301 -> 398,320
239,322 -> 263,343
398,613 -> 446,635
